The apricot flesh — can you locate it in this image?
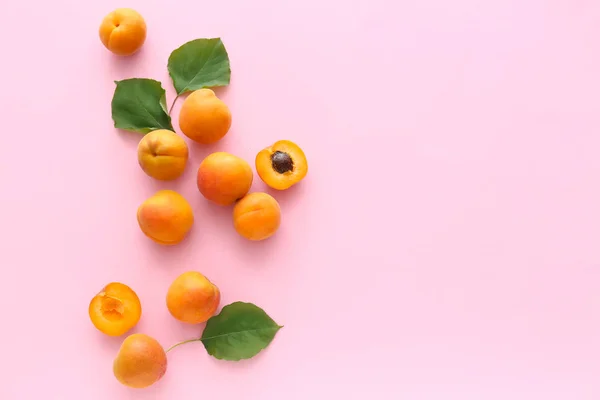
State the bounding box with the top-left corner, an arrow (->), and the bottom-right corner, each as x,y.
233,192 -> 281,241
89,282 -> 141,336
197,152 -> 253,206
137,190 -> 194,245
179,89 -> 232,144
113,333 -> 167,389
256,140 -> 308,190
137,130 -> 189,181
166,271 -> 220,324
99,8 -> 147,56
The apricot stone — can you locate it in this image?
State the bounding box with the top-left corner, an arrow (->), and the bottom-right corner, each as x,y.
233,192 -> 281,241
166,271 -> 220,324
197,152 -> 253,206
89,282 -> 141,337
137,129 -> 189,181
137,190 -> 194,245
99,8 -> 147,56
178,89 -> 232,144
256,140 -> 308,190
113,333 -> 167,389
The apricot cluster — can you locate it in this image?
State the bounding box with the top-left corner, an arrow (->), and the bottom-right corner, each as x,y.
89,271 -> 220,388
94,7 -> 307,390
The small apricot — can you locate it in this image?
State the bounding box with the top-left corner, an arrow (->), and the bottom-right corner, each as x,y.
166,271 -> 220,324
197,152 -> 253,206
89,282 -> 141,336
178,89 -> 232,144
233,192 -> 281,241
99,8 -> 147,56
137,190 -> 194,245
256,140 -> 308,190
137,129 -> 189,181
113,333 -> 167,389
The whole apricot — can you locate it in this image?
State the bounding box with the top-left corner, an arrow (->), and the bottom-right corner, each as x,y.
166,271 -> 220,324
178,89 -> 232,144
197,152 -> 253,206
233,192 -> 281,241
89,282 -> 141,337
137,190 -> 194,245
137,129 -> 189,181
113,333 -> 167,389
256,140 -> 308,190
99,8 -> 147,56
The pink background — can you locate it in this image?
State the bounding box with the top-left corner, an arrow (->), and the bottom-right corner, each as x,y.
1,0 -> 600,398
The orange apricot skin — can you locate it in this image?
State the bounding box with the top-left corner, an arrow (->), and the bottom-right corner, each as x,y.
256,140 -> 308,190
166,271 -> 221,324
178,89 -> 232,144
197,152 -> 253,206
99,8 -> 147,56
113,333 -> 167,389
137,190 -> 194,245
233,192 -> 281,241
137,130 -> 189,181
89,282 -> 142,337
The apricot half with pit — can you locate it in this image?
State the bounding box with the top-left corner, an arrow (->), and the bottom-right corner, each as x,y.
89,282 -> 141,336
256,140 -> 308,190
233,192 -> 281,241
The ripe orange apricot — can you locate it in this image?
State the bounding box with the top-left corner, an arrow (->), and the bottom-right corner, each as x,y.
89,282 -> 142,336
256,140 -> 308,190
197,152 -> 253,206
113,333 -> 167,388
99,8 -> 147,56
137,129 -> 189,181
233,192 -> 281,241
178,89 -> 232,144
137,190 -> 194,245
166,271 -> 220,324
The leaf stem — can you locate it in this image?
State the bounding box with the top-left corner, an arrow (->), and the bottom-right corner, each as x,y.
166,338 -> 200,353
168,94 -> 180,116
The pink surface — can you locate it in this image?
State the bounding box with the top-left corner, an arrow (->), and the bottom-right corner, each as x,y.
1,0 -> 600,398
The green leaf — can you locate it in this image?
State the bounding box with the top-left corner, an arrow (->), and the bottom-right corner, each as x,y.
167,38 -> 231,95
201,302 -> 282,361
111,78 -> 174,134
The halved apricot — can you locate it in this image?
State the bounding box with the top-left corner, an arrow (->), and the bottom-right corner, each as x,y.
255,140 -> 308,190
89,282 -> 142,336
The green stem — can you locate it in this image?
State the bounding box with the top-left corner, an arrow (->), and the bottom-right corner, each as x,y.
166,338 -> 200,353
168,94 -> 180,116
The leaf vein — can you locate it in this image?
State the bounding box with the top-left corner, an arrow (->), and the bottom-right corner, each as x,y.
201,326 -> 280,342
181,41 -> 220,92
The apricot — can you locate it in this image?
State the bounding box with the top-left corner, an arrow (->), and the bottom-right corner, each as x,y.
99,8 -> 147,56
89,282 -> 141,337
233,192 -> 281,241
166,271 -> 220,324
113,333 -> 167,389
137,129 -> 189,181
197,152 -> 253,206
137,190 -> 194,245
256,140 -> 308,190
178,89 -> 232,144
